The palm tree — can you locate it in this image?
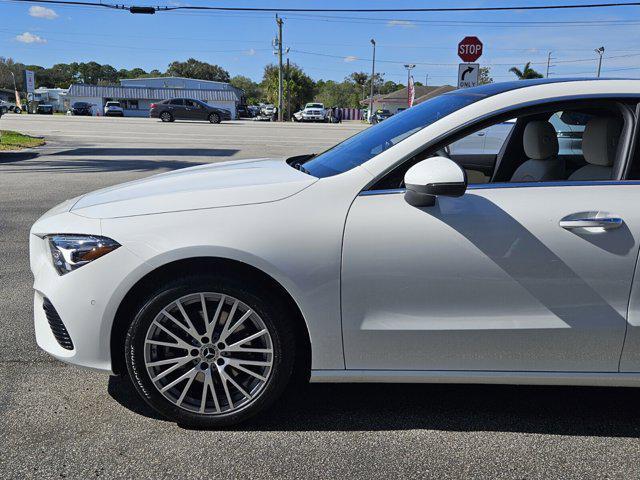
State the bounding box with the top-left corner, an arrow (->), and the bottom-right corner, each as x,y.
509,62 -> 544,80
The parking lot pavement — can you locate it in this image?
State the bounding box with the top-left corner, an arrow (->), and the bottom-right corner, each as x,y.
2,115 -> 640,479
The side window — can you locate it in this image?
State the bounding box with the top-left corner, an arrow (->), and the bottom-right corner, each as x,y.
447,120 -> 515,184
169,99 -> 184,106
370,102 -> 627,191
185,100 -> 200,108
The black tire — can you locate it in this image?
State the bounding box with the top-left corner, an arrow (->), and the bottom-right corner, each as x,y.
160,111 -> 173,123
125,273 -> 296,428
208,113 -> 221,124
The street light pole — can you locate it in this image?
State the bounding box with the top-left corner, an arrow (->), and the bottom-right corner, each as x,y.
369,38 -> 376,123
404,64 -> 415,106
276,15 -> 284,121
286,49 -> 291,122
595,46 -> 605,78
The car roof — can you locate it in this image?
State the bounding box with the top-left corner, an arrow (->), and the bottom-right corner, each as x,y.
446,77 -> 640,99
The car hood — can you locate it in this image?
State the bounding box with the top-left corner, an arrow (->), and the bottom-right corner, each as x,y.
70,158 -> 317,219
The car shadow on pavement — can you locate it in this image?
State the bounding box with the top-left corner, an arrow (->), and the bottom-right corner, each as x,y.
108,375 -> 640,437
0,158 -> 210,173
0,151 -> 39,163
50,147 -> 239,157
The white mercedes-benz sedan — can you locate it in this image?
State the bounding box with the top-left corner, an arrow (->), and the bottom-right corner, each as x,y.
31,78 -> 640,427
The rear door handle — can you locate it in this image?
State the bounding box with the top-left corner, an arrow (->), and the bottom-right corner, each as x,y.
559,214 -> 623,230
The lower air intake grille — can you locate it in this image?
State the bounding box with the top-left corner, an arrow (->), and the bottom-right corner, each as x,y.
42,297 -> 74,350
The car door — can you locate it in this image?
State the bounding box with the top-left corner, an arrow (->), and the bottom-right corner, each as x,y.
341,181 -> 640,373
184,99 -> 205,120
168,98 -> 186,119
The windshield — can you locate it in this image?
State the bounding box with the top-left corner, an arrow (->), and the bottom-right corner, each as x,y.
302,92 -> 485,178
306,103 -> 324,109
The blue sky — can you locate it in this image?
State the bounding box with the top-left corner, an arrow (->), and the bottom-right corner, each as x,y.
3,0 -> 640,85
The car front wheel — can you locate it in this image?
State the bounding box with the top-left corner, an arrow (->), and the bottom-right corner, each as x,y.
125,273 -> 295,427
208,113 -> 221,124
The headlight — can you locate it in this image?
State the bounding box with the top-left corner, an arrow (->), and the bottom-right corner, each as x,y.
46,234 -> 120,275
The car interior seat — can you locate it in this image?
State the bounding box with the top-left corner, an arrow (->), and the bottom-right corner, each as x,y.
568,116 -> 622,181
510,120 -> 563,182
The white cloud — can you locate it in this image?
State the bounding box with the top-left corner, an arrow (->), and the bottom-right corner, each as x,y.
16,32 -> 47,44
387,20 -> 415,28
29,6 -> 58,19
245,48 -> 256,56
344,55 -> 358,62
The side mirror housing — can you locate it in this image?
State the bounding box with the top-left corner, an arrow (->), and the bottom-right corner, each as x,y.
404,157 -> 467,207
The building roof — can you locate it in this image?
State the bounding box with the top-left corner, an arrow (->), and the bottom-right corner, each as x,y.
378,85 -> 449,104
67,83 -> 241,102
414,85 -> 456,104
360,85 -> 454,106
119,76 -> 231,87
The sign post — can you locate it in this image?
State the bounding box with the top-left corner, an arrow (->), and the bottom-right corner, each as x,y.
457,36 -> 483,89
24,69 -> 35,113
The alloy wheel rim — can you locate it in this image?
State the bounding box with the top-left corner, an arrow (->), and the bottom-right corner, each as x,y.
143,292 -> 274,415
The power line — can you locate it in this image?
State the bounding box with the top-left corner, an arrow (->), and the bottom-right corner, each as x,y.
289,48 -> 640,67
6,0 -> 640,13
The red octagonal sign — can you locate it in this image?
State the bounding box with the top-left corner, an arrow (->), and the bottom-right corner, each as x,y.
458,36 -> 483,63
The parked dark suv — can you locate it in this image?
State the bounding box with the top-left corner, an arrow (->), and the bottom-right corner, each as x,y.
150,98 -> 232,123
72,101 -> 92,116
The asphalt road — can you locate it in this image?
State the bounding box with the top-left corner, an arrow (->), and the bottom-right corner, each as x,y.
2,114 -> 640,479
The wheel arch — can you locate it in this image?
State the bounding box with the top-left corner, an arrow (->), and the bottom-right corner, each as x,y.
110,256 -> 312,380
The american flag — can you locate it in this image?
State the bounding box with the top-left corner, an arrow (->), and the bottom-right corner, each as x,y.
408,75 -> 415,107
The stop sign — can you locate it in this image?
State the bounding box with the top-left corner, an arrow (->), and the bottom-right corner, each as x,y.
458,36 -> 483,62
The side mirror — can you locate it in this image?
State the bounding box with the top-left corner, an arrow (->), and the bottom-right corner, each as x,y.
404,157 -> 467,207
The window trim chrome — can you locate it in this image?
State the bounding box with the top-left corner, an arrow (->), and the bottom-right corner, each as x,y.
359,180 -> 640,196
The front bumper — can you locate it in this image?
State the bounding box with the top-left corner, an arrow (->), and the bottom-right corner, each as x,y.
302,115 -> 325,121
30,211 -> 149,373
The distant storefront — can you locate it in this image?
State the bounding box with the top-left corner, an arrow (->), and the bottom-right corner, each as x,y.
64,76 -> 243,118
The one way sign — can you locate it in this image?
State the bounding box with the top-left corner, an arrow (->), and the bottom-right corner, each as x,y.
458,63 -> 479,88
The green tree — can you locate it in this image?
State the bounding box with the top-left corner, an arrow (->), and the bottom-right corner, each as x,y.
230,75 -> 261,104
167,58 -> 230,82
261,63 -> 314,114
0,57 -> 26,90
509,62 -> 543,80
315,80 -> 361,108
379,80 -> 402,95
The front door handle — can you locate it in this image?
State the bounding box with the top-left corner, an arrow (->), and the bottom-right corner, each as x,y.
559,214 -> 623,230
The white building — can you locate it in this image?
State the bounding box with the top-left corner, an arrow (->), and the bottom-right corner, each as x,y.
64,77 -> 243,118
33,87 -> 69,112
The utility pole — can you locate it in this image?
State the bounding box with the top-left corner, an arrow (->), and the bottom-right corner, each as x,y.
595,46 -> 605,77
546,51 -> 552,78
276,15 -> 284,121
369,38 -> 376,123
404,64 -> 415,106
425,73 -> 429,86
286,51 -> 291,122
